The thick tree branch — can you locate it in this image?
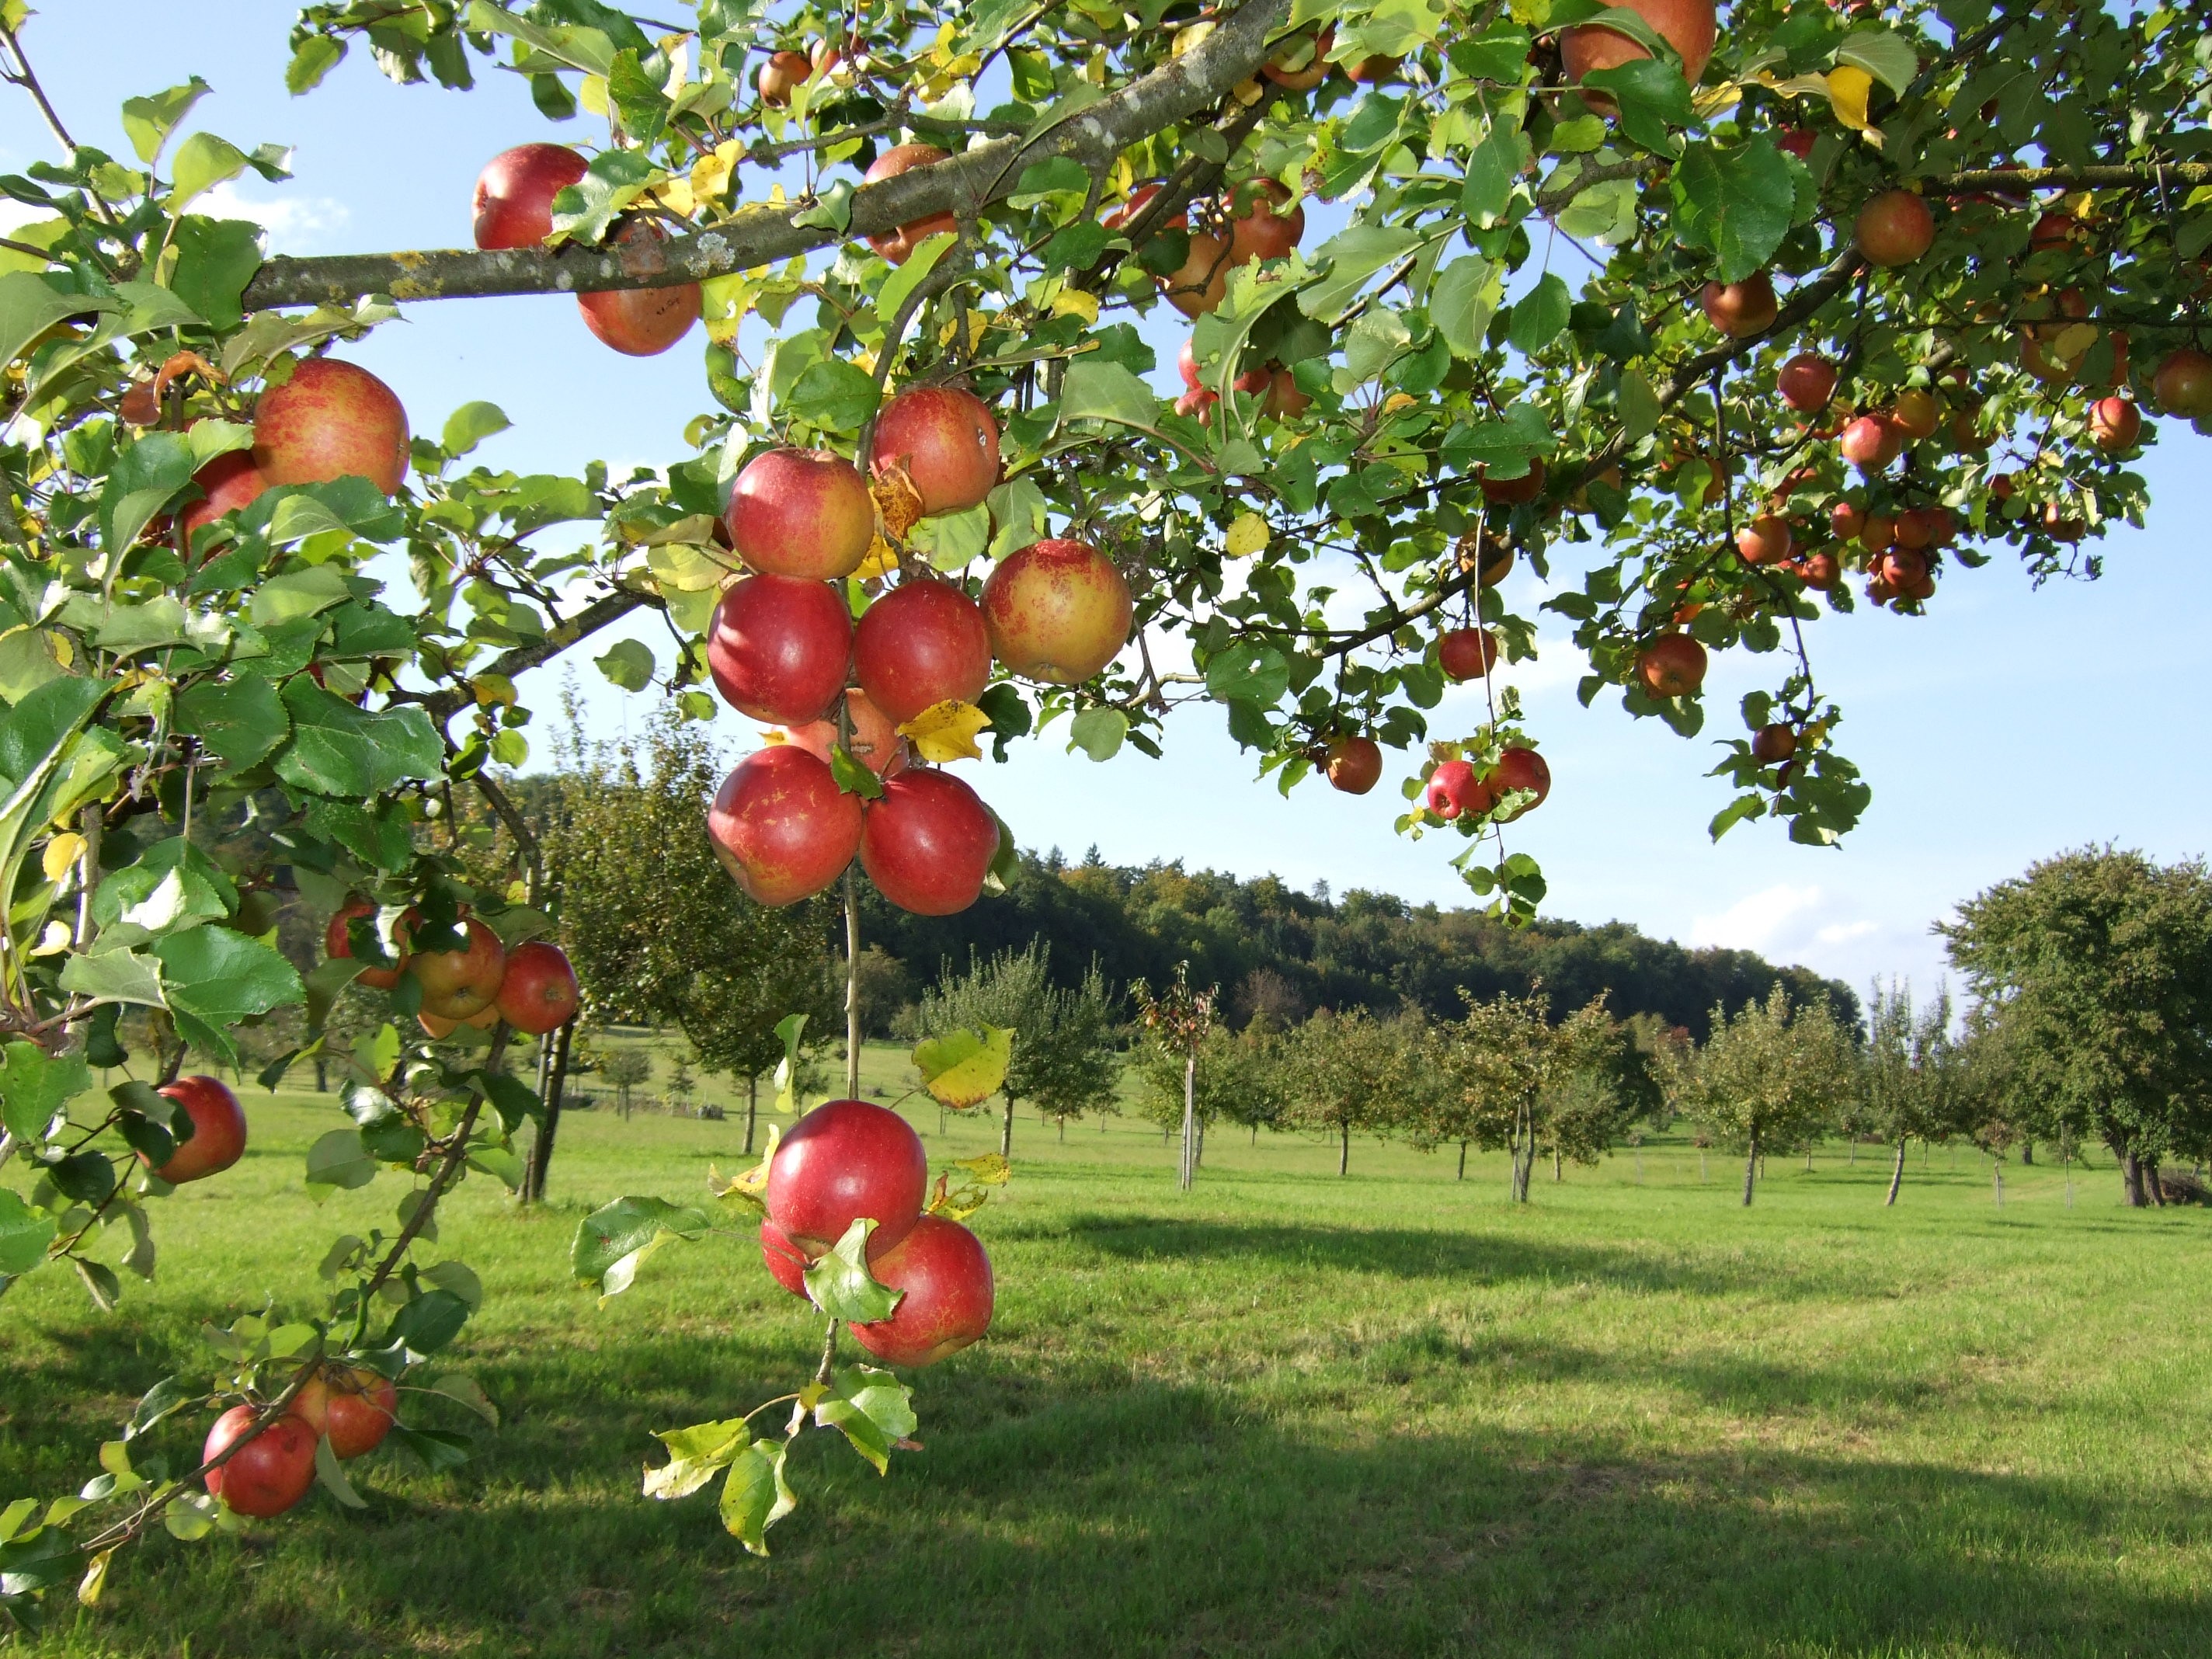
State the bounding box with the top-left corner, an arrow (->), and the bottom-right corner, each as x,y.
419,586 -> 659,722
1926,162 -> 2212,193
240,0 -> 1292,311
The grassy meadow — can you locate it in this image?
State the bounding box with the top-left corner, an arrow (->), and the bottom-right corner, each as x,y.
5,1038 -> 2211,1657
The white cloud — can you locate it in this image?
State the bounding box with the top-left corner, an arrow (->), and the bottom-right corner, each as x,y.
1690,883 -> 1829,955
194,180 -> 350,252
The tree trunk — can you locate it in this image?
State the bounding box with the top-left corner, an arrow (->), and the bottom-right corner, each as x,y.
1057,1115 -> 1066,1142
1250,1122 -> 1257,1146
745,1073 -> 759,1156
1552,1148 -> 1562,1183
1178,1052 -> 1196,1190
1885,1137 -> 1906,1205
1001,1093 -> 1016,1160
2144,1156 -> 2166,1207
523,1017 -> 575,1202
1195,1116 -> 1204,1169
1338,1119 -> 1350,1177
1741,1130 -> 1759,1207
1457,1140 -> 1468,1181
1993,1163 -> 2004,1208
1849,1138 -> 1856,1164
843,869 -> 862,1100
1804,1145 -> 1814,1172
314,1056 -> 328,1092
2020,1139 -> 2034,1166
1700,1149 -> 1708,1183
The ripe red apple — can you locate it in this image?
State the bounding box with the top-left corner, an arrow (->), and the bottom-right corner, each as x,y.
708,745 -> 864,906
149,1075 -> 247,1184
578,217 -> 699,356
1263,367 -> 1312,419
203,1405 -> 318,1518
1226,179 -> 1304,266
419,1005 -> 498,1038
1859,510 -> 1897,551
1262,26 -> 1333,89
1751,723 -> 1798,763
1855,190 -> 1935,267
854,578 -> 993,724
1489,746 -> 1551,821
725,447 -> 875,579
1426,759 -> 1496,820
847,1215 -> 994,1367
1702,273 -> 1777,337
1894,506 -> 1955,550
1798,549 -> 1840,590
1636,634 -> 1706,698
765,1097 -> 928,1257
1177,336 -> 1268,395
757,49 -> 812,106
2089,396 -> 2141,452
1479,458 -> 1546,505
1438,627 -> 1497,682
325,897 -> 409,990
706,573 -> 854,725
1161,225 -> 1234,318
181,450 -> 270,548
861,767 -> 1000,916
253,358 -> 409,496
1839,413 -> 1901,471
980,538 -> 1132,684
1560,0 -> 1716,90
1174,384 -> 1218,420
288,1365 -> 399,1460
2042,503 -> 2086,542
1877,548 -> 1929,590
1776,127 -> 1815,161
2153,348 -> 2212,418
1777,353 -> 1837,412
471,142 -> 587,249
1325,736 -> 1382,795
761,1217 -> 811,1297
779,688 -> 909,777
863,144 -> 958,265
1890,388 -> 1941,441
871,385 -> 1000,516
495,940 -> 578,1035
1736,514 -> 1792,565
1828,500 -> 1864,541
409,916 -> 506,1020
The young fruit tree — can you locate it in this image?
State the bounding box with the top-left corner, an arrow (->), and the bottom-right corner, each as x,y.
0,0 -> 2207,1617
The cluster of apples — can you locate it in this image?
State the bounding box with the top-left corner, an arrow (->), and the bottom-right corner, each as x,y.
1425,746 -> 1553,823
758,1098 -> 993,1367
704,387 -> 1131,918
471,144 -> 702,356
324,899 -> 579,1038
201,1359 -> 403,1518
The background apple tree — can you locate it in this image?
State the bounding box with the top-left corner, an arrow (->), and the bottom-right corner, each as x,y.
2,0 -> 2209,1619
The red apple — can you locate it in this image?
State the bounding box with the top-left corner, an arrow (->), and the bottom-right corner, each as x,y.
854,578 -> 993,724
578,217 -> 699,356
1325,736 -> 1382,795
761,1217 -> 811,1297
863,144 -> 958,265
1479,458 -> 1547,505
495,940 -> 578,1035
1798,549 -> 1840,590
861,767 -> 1000,916
725,447 -> 875,579
708,745 -> 863,906
871,385 -> 1000,516
1264,367 -> 1312,419
1776,127 -> 1815,161
980,539 -> 1132,684
1636,634 -> 1707,698
1489,746 -> 1551,821
1751,724 -> 1798,763
149,1075 -> 247,1184
419,1006 -> 498,1038
847,1215 -> 994,1367
325,897 -> 410,990
1890,388 -> 1942,441
180,450 -> 270,549
288,1365 -> 399,1460
1161,226 -> 1234,318
1855,190 -> 1936,266
1438,627 -> 1497,682
203,1405 -> 318,1518
1262,26 -> 1334,89
1174,384 -> 1218,420
1828,500 -> 1864,541
757,49 -> 812,106
2041,503 -> 2086,542
409,916 -> 506,1021
471,142 -> 588,249
1777,353 -> 1837,412
1226,179 -> 1304,265
765,1097 -> 928,1257
2089,396 -> 2141,452
778,688 -> 909,777
1426,759 -> 1495,820
252,358 -> 409,496
1736,513 -> 1792,565
1347,54 -> 1403,83
1839,413 -> 1901,471
1561,0 -> 1717,91
706,573 -> 854,725
2153,348 -> 2212,418
1702,273 -> 1777,337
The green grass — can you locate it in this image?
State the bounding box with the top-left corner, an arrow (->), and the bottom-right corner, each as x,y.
7,1044 -> 2211,1657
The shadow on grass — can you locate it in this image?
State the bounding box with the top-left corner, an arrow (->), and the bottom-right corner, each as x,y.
11,1313 -> 2211,1659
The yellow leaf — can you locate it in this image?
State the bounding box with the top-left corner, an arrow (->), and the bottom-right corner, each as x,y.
505,879 -> 529,903
2050,322 -> 2099,362
1381,391 -> 1417,414
1824,65 -> 1875,131
30,920 -> 69,957
935,309 -> 989,350
579,74 -> 609,117
701,273 -> 754,346
912,1026 -> 1013,1109
690,141 -> 742,210
1224,512 -> 1270,558
41,831 -> 82,883
1050,288 -> 1100,324
854,532 -> 900,582
897,699 -> 992,763
653,176 -> 696,217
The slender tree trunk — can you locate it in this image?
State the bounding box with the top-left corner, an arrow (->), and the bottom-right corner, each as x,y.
1195,1116 -> 1204,1168
1057,1115 -> 1065,1142
1993,1163 -> 2004,1208
843,870 -> 862,1101
1338,1118 -> 1350,1176
1804,1145 -> 1814,1172
1849,1138 -> 1856,1164
2020,1139 -> 2034,1166
1552,1148 -> 1562,1183
1885,1137 -> 1906,1205
2120,1146 -> 2144,1207
523,1017 -> 575,1203
1179,1051 -> 1196,1189
1001,1092 -> 1016,1160
1741,1130 -> 1760,1207
314,1056 -> 328,1092
1457,1140 -> 1468,1180
1250,1122 -> 1257,1146
745,1073 -> 758,1156
2145,1156 -> 2166,1207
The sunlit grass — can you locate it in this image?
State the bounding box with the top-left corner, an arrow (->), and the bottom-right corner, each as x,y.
5,1044 -> 2209,1657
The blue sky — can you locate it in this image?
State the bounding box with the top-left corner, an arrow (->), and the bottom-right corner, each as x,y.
13,2 -> 2209,1002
